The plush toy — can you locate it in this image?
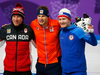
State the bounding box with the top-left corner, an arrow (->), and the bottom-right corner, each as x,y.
74,16 -> 83,28
74,13 -> 94,33
81,13 -> 94,33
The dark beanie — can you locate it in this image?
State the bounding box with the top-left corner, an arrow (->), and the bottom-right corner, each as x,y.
11,3 -> 25,19
83,13 -> 89,18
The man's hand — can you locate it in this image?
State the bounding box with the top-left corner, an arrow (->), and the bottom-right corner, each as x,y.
88,24 -> 94,33
2,24 -> 8,27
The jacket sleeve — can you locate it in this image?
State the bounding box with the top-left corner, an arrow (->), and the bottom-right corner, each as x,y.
29,25 -> 35,40
31,30 -> 35,40
0,28 -> 2,40
0,40 -> 5,47
0,27 -> 6,40
31,39 -> 37,48
0,27 -> 6,47
82,33 -> 97,46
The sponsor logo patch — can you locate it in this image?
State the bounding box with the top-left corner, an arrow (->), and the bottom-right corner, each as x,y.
37,27 -> 39,30
7,29 -> 11,34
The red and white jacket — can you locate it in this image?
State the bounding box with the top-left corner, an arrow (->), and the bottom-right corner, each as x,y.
0,22 -> 35,72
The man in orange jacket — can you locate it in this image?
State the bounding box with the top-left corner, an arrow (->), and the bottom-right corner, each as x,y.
30,5 -> 62,75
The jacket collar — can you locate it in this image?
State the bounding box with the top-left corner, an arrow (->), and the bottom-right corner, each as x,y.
11,21 -> 24,29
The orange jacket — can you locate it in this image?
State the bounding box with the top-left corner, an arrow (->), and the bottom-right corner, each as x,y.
30,18 -> 61,64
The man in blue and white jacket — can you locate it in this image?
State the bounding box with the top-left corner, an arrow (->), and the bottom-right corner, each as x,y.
58,8 -> 97,75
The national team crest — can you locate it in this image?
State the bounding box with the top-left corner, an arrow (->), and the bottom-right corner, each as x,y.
49,26 -> 54,32
24,28 -> 28,33
69,35 -> 74,40
7,29 -> 11,33
40,10 -> 43,14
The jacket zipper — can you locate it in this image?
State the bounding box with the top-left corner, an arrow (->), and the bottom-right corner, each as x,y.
67,47 -> 69,73
15,30 -> 18,72
62,32 -> 69,73
43,28 -> 48,64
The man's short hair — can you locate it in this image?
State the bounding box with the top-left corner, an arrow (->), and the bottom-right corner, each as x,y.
37,5 -> 49,13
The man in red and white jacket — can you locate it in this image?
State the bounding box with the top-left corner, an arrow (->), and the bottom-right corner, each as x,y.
0,3 -> 35,75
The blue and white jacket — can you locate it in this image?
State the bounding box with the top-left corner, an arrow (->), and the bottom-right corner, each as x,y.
59,23 -> 97,73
